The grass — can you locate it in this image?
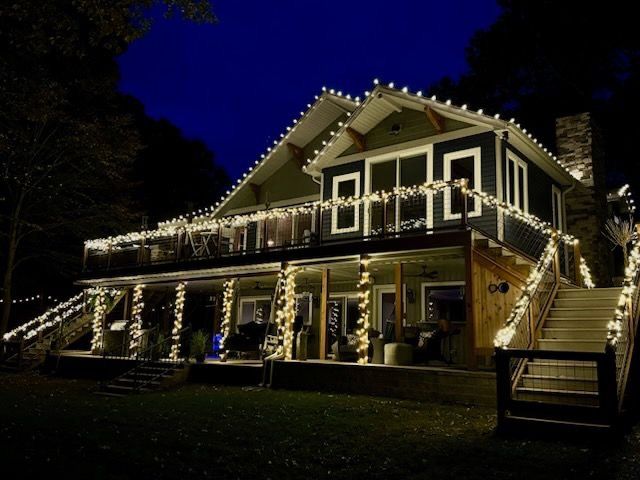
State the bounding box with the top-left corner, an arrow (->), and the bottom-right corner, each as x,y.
1,373 -> 640,479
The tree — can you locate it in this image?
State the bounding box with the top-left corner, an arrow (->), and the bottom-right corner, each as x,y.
0,1 -> 217,335
428,0 -> 640,186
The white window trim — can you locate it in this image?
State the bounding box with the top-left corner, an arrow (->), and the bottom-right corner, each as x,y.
551,185 -> 564,231
364,144 -> 434,235
331,172 -> 361,234
294,292 -> 313,326
443,147 -> 482,220
420,281 -> 465,323
506,150 -> 529,213
237,296 -> 272,327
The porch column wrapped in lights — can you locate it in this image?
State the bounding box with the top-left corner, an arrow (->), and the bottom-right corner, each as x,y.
357,256 -> 372,364
128,284 -> 145,355
90,287 -> 108,353
169,282 -> 187,361
219,279 -> 237,355
277,265 -> 300,360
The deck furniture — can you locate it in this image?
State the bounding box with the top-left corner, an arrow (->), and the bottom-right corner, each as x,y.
384,342 -> 413,366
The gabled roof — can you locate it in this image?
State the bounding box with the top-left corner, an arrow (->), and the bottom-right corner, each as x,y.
303,83 -> 576,186
158,89 -> 357,227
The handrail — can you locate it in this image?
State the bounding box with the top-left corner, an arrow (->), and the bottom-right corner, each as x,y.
606,231 -> 640,406
494,233 -> 560,349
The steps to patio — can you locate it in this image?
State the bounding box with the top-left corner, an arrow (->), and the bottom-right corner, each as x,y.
513,287 -> 621,408
96,362 -> 188,397
473,237 -> 532,277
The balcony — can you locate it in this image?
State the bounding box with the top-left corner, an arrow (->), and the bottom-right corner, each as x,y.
82,181 -> 577,280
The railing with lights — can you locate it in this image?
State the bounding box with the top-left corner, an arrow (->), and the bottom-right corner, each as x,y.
83,180 -> 585,278
606,228 -> 640,407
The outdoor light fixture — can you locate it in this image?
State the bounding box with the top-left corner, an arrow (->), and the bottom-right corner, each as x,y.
488,281 -> 509,294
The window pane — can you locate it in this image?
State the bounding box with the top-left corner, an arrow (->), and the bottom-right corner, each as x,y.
518,165 -> 526,210
400,155 -> 426,187
328,299 -> 343,347
255,300 -> 271,323
240,302 -> 255,325
450,156 -> 475,215
345,298 -> 359,334
337,179 -> 356,197
295,295 -> 312,325
423,286 -> 466,323
371,160 -> 397,192
507,159 -> 515,206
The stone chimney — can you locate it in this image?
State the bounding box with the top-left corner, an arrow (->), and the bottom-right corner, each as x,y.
555,113 -> 612,286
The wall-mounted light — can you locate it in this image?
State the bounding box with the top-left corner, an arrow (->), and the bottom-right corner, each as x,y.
488,282 -> 509,294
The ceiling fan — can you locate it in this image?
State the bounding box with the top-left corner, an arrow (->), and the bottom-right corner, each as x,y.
406,265 -> 438,279
253,282 -> 273,291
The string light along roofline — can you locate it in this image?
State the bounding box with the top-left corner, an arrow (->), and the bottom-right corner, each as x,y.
304,80 -> 578,184
156,88 -> 358,229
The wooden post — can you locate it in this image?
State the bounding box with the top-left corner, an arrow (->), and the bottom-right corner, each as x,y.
319,269 -> 330,360
316,204 -> 322,245
554,233 -> 561,286
176,231 -> 183,262
572,239 -> 582,287
83,246 -> 89,271
394,263 -> 403,341
464,232 -> 477,369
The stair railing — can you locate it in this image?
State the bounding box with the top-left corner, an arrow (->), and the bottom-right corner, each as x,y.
606,231 -> 640,409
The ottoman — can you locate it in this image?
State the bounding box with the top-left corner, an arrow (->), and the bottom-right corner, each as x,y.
384,342 -> 413,366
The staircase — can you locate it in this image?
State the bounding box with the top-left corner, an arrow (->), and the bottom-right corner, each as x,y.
474,237 -> 533,278
96,361 -> 188,397
1,289 -> 125,370
512,287 -> 621,409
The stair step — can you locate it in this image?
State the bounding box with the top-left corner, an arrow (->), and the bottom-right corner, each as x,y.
541,328 -> 608,340
536,338 -> 604,352
521,374 -> 598,392
548,307 -> 614,318
527,360 -> 597,378
95,391 -> 126,398
544,318 -> 609,329
556,288 -> 621,299
514,387 -> 599,406
553,297 -> 619,308
115,378 -> 162,385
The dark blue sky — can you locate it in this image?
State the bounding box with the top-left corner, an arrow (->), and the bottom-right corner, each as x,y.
118,1 -> 500,180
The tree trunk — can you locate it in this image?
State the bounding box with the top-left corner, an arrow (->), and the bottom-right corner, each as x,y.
1,195 -> 23,337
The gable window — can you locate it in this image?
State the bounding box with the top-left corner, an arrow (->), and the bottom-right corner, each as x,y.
365,146 -> 432,235
443,147 -> 482,220
552,185 -> 563,230
331,172 -> 360,234
506,151 -> 528,212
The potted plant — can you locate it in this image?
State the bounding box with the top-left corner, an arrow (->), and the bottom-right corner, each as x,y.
190,330 -> 208,363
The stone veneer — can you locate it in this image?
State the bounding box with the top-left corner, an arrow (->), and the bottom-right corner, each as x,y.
555,113 -> 612,285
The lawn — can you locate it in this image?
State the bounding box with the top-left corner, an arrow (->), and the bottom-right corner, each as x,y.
1,373 -> 640,479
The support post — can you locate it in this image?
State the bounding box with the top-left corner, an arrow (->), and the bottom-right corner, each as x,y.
394,263 -> 404,341
573,239 -> 582,287
464,232 -> 477,369
319,269 -> 330,360
460,178 -> 469,228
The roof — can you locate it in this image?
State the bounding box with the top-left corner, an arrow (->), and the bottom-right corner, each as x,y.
158,89 -> 357,227
303,83 -> 577,186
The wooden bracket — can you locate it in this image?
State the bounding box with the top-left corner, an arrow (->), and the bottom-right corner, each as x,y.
425,106 -> 445,134
249,183 -> 261,204
346,127 -> 366,153
286,142 -> 306,169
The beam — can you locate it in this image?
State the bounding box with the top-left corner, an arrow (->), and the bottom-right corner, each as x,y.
425,106 -> 445,134
319,268 -> 330,360
249,183 -> 261,204
286,142 -> 306,169
464,232 -> 477,369
346,127 -> 366,153
394,263 -> 404,341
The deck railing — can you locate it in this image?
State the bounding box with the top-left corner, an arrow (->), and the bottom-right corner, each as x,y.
83,181 -> 580,275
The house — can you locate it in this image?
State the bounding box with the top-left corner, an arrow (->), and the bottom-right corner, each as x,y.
2,83 -> 637,430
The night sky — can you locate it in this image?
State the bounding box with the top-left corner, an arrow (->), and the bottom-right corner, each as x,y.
118,1 -> 500,180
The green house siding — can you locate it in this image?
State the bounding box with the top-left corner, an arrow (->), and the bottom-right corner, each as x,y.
342,108 -> 470,156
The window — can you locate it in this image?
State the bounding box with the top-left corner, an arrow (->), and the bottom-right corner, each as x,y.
443,147 -> 482,220
331,172 -> 360,234
421,283 -> 466,323
327,294 -> 360,337
552,185 -> 563,230
238,297 -> 272,325
295,293 -> 313,326
366,147 -> 432,235
506,151 -> 528,212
